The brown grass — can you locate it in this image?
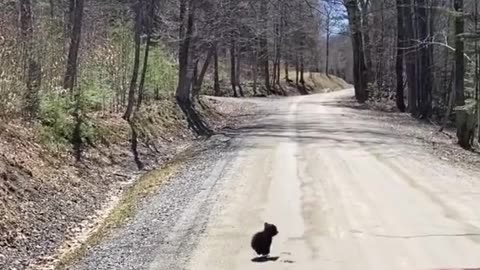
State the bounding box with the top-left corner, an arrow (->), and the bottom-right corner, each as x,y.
307,72 -> 350,92
286,71 -> 350,92
53,159 -> 182,270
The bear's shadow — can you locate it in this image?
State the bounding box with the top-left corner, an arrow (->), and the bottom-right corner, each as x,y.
251,256 -> 280,263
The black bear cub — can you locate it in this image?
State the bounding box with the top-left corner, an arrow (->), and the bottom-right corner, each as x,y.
251,222 -> 279,256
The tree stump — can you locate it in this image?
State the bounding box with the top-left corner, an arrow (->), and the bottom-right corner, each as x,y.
455,99 -> 477,149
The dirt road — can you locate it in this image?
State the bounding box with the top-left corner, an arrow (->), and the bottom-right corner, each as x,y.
75,89 -> 480,270
186,89 -> 480,269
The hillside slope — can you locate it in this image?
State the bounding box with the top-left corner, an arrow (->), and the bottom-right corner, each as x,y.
0,96 -> 256,270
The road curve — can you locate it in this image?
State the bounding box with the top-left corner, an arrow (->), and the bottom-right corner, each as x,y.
184,89 -> 480,270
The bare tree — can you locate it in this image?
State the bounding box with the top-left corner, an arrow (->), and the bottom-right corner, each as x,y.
175,0 -> 211,135
454,0 -> 465,108
64,0 -> 85,161
137,0 -> 156,109
259,0 -> 271,93
193,46 -> 215,97
213,43 -> 221,96
123,1 -> 143,121
395,0 -> 406,112
64,0 -> 84,92
345,0 -> 368,102
404,0 -> 417,115
19,0 -> 41,118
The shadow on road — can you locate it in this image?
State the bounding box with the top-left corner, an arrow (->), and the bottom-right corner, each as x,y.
251,256 -> 280,263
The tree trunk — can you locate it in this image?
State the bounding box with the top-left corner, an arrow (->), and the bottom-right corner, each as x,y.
272,32 -> 278,87
63,0 -> 84,92
373,0 -> 386,88
262,42 -> 271,92
236,47 -> 244,97
440,83 -> 455,132
193,46 -> 214,97
63,0 -> 85,162
213,43 -> 220,96
454,0 -> 468,147
416,0 -> 433,118
300,54 -> 305,88
345,0 -> 368,102
175,0 -> 211,136
395,0 -> 406,112
285,59 -> 289,82
325,8 -> 331,77
282,3 -> 290,83
137,0 -> 154,109
454,0 -> 465,107
20,0 -> 41,119
404,0 -> 417,115
65,0 -> 75,39
176,0 -> 193,103
230,35 -> 238,97
192,59 -> 199,92
127,0 -> 149,170
359,0 -> 373,83
123,1 -> 142,120
274,15 -> 282,86
137,36 -> 151,109
475,0 -> 480,143
260,0 -> 271,92
276,49 -> 281,85
325,28 -> 330,76
295,54 -> 299,86
253,47 -> 258,95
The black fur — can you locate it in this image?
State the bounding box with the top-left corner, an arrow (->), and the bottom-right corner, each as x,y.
251,222 -> 278,256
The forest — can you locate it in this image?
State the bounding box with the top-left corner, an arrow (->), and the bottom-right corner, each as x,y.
1,0 -> 479,157
1,0 -> 347,166
345,0 -> 480,149
1,0 -> 480,269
